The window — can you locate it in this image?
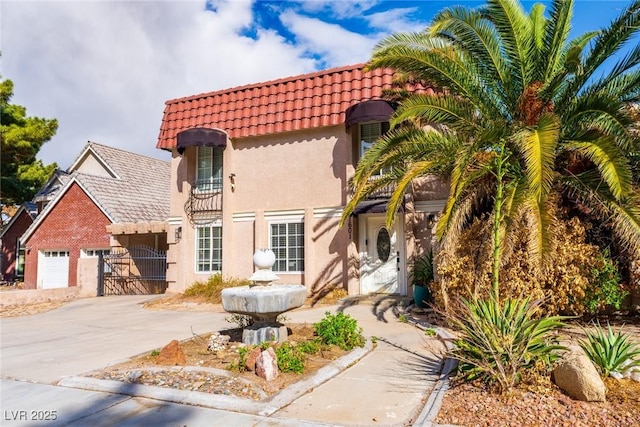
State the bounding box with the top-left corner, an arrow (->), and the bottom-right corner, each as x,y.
359,122 -> 390,175
81,249 -> 111,258
196,146 -> 223,192
270,222 -> 304,272
196,226 -> 222,272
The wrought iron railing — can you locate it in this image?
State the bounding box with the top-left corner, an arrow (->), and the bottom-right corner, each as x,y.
185,180 -> 223,226
350,176 -> 397,200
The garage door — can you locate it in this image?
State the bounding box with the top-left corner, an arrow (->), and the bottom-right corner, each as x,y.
42,251 -> 70,289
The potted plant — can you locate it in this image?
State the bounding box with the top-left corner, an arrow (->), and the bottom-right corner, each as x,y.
411,251 -> 434,308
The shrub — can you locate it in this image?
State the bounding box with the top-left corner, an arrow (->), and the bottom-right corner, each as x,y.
314,311 -> 365,350
275,342 -> 306,373
183,273 -> 250,303
579,322 -> 640,377
584,251 -> 627,314
434,210 -> 600,316
447,296 -> 567,393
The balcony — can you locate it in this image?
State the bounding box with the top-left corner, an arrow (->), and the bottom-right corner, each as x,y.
184,179 -> 223,226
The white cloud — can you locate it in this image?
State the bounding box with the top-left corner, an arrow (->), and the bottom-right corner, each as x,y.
279,10 -> 378,67
294,0 -> 380,19
1,0 -> 316,168
1,0 -> 424,169
365,7 -> 427,34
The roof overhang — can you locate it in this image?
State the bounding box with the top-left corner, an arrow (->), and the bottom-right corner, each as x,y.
352,199 -> 405,215
345,100 -> 394,129
107,221 -> 167,235
176,128 -> 228,155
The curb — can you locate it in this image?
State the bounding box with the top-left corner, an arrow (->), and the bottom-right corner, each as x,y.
57,339 -> 374,417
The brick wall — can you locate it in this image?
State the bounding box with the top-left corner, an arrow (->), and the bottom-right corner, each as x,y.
1,210 -> 33,281
23,183 -> 111,289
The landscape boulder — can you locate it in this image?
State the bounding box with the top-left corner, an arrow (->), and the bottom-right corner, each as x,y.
553,346 -> 606,402
245,346 -> 262,372
157,340 -> 187,366
255,347 -> 278,381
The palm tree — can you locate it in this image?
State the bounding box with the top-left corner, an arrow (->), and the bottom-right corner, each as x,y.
341,0 -> 640,293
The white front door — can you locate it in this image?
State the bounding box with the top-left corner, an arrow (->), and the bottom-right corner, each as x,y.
360,216 -> 405,294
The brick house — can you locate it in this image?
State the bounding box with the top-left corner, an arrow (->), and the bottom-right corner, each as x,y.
1,170 -> 70,282
1,203 -> 37,281
156,63 -> 447,298
20,142 -> 170,293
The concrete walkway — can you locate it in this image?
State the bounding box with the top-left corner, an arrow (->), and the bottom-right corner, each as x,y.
0,295 -> 448,426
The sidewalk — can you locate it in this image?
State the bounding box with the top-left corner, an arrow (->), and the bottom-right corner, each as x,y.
1,296 -> 449,426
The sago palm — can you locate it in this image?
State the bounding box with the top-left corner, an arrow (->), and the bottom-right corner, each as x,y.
342,0 -> 640,290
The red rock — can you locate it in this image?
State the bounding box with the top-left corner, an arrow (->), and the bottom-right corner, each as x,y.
255,347 -> 278,381
157,340 -> 186,366
245,347 -> 262,372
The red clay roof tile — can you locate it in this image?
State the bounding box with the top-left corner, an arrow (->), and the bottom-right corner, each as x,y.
156,63 -> 400,150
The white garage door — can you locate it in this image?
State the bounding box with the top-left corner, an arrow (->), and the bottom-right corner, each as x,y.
41,251 -> 70,289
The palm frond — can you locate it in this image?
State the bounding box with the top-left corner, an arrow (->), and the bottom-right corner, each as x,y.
542,0 -> 574,82
514,113 -> 560,202
564,137 -> 633,200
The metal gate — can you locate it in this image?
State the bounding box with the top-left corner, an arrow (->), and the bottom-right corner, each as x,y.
98,246 -> 167,296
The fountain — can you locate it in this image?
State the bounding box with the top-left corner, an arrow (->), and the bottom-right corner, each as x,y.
221,249 -> 307,345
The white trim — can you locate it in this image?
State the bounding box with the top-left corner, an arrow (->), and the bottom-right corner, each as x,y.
168,217 -> 183,226
0,205 -> 31,239
264,209 -> 304,222
81,248 -> 111,258
268,220 -> 305,273
68,145 -> 120,179
414,199 -> 446,213
20,176 -> 115,244
194,223 -> 223,274
232,212 -> 256,222
313,207 -> 343,218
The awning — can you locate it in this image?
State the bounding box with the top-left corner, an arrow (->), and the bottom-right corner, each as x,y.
176,128 -> 228,155
345,100 -> 394,128
352,199 -> 405,215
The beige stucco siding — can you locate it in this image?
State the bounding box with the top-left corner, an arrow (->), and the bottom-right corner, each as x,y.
166,126 -> 353,294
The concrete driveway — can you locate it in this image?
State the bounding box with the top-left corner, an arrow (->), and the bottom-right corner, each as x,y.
0,296 -> 229,383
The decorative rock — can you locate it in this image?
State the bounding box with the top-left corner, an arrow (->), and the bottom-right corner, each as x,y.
245,346 -> 262,372
207,332 -> 231,351
553,346 -> 606,402
255,347 -> 278,381
157,340 -> 187,366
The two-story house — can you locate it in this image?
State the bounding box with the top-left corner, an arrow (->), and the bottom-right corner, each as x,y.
156,63 -> 447,298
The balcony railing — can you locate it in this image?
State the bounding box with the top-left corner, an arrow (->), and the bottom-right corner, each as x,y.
184,180 -> 223,226
350,175 -> 396,200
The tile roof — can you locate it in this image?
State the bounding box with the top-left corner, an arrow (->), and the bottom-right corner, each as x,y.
157,63 -> 398,151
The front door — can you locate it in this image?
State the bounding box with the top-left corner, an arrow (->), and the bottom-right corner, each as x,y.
360,216 -> 405,294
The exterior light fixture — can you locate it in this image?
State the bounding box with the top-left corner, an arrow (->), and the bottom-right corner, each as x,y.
175,226 -> 182,242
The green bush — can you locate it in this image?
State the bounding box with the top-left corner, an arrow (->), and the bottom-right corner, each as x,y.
579,322 -> 640,377
585,250 -> 627,314
275,342 -> 306,373
447,296 -> 567,393
183,273 -> 250,303
314,311 -> 365,350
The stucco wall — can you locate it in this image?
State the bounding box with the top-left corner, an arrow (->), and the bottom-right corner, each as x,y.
77,257 -> 100,297
166,126 -> 352,294
22,183 -> 111,289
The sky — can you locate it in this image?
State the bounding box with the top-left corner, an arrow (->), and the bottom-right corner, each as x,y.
1,0 -> 637,169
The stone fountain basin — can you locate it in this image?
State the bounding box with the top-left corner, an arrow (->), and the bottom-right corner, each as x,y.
221,284 -> 307,323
